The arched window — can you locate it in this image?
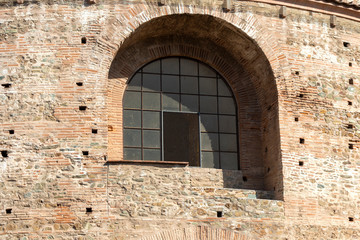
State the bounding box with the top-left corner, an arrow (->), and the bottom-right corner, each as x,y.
123,57 -> 239,170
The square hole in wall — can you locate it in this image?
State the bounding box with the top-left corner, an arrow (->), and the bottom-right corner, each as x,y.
300,138 -> 305,144
76,82 -> 83,86
349,144 -> 354,150
92,129 -> 98,134
9,130 -> 14,134
6,209 -> 12,214
81,37 -> 87,44
86,207 -> 92,213
299,161 -> 304,166
348,101 -> 353,106
79,106 -> 87,111
349,79 -> 354,85
295,117 -> 299,122
1,151 -> 8,157
217,211 -> 223,218
343,42 -> 350,47
349,217 -> 354,222
82,151 -> 89,156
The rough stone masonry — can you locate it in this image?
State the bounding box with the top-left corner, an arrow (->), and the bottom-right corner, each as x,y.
1,0 -> 360,239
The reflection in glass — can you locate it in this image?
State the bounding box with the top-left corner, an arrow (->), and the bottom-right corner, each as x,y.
124,110 -> 141,128
124,148 -> 141,160
181,95 -> 198,112
124,129 -> 141,147
201,132 -> 219,151
201,151 -> 219,168
143,111 -> 160,129
143,92 -> 160,110
181,76 -> 198,94
143,130 -> 160,148
163,93 -> 180,111
199,77 -> 217,95
123,91 -> 141,109
142,74 -> 160,91
180,58 -> 198,76
144,149 -> 161,160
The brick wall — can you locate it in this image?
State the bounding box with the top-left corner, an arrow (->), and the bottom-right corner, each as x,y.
1,1 -> 360,239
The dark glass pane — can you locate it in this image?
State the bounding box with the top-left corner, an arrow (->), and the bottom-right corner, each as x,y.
180,58 -> 198,76
200,96 -> 217,114
143,74 -> 160,92
181,94 -> 198,112
219,115 -> 236,133
218,97 -> 236,114
181,76 -> 198,94
219,134 -> 237,151
199,77 -> 217,95
144,149 -> 161,161
143,60 -> 160,73
218,78 -> 232,96
163,93 -> 180,111
201,132 -> 219,151
200,114 -> 218,132
201,151 -> 219,168
162,75 -> 179,93
124,129 -> 141,147
143,92 -> 160,110
220,152 -> 238,170
124,110 -> 141,128
127,73 -> 141,91
123,91 -> 141,109
143,111 -> 160,129
162,58 -> 179,74
143,130 -> 161,148
199,63 -> 216,77
124,148 -> 141,160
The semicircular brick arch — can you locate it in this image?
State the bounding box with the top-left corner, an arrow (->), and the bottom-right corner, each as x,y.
139,225 -> 252,240
104,6 -> 284,198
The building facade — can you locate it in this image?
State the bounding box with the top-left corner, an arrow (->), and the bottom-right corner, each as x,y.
1,0 -> 360,239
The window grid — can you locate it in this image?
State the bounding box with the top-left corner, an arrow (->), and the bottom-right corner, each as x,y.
123,57 -> 239,170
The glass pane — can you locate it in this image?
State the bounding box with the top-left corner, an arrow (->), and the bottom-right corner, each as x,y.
123,91 -> 141,109
199,63 -> 216,77
124,110 -> 141,128
143,60 -> 160,73
200,96 -> 217,114
180,58 -> 198,76
124,148 -> 141,160
219,134 -> 237,151
142,74 -> 160,92
144,149 -> 161,161
219,97 -> 236,114
218,78 -> 232,96
143,111 -> 160,129
162,58 -> 179,74
220,152 -> 238,170
200,114 -> 218,132
124,129 -> 141,147
143,130 -> 161,148
143,92 -> 160,110
181,76 -> 198,94
163,93 -> 180,111
127,73 -> 141,91
181,94 -> 198,112
162,75 -> 179,93
201,151 -> 219,168
201,132 -> 219,151
199,77 -> 217,95
219,115 -> 236,133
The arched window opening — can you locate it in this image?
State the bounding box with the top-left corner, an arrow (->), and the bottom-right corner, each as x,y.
123,57 -> 239,170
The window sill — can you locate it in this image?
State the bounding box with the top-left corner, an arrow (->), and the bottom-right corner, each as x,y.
107,160 -> 189,165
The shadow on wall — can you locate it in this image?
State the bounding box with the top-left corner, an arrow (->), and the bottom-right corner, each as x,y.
107,13 -> 282,199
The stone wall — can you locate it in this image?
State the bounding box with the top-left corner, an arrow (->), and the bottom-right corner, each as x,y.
1,0 -> 360,239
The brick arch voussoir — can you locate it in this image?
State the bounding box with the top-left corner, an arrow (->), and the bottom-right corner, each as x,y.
95,2 -> 290,96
